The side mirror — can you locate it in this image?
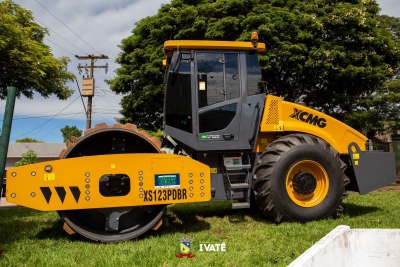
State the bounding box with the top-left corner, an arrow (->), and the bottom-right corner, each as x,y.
173,51 -> 182,74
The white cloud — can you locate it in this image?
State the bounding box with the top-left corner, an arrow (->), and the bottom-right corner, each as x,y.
4,0 -> 171,120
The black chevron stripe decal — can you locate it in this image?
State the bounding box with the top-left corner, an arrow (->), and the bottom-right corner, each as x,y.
55,187 -> 67,203
40,187 -> 52,204
69,186 -> 81,203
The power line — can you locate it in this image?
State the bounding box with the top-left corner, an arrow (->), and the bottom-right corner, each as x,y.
39,113 -> 85,139
34,0 -> 103,55
95,113 -> 117,126
9,112 -> 85,121
93,99 -> 120,121
12,108 -> 83,118
44,38 -> 75,56
93,100 -> 120,123
6,104 -> 119,120
11,95 -> 81,140
75,78 -> 87,114
3,111 -> 120,121
35,17 -> 88,55
93,97 -> 118,112
96,93 -> 119,108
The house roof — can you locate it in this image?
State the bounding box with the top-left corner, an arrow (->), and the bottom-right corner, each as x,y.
7,143 -> 66,158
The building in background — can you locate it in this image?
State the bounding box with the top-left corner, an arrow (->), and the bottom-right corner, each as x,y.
1,143 -> 66,198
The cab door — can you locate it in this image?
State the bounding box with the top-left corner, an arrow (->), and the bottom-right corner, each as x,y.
196,52 -> 242,145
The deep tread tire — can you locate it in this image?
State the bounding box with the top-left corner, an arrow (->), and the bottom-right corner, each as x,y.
252,134 -> 349,223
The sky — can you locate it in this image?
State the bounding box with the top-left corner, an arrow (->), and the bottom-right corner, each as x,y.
1,0 -> 399,143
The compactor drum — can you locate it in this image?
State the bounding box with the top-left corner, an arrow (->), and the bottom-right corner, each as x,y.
58,123 -> 166,242
5,34 -> 397,242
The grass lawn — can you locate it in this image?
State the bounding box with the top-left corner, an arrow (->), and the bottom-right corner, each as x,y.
1,190 -> 400,267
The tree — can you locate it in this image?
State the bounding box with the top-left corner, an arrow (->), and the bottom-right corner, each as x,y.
379,15 -> 400,42
60,125 -> 82,142
15,149 -> 37,166
107,0 -> 400,133
15,137 -> 44,143
344,15 -> 400,138
0,0 -> 75,99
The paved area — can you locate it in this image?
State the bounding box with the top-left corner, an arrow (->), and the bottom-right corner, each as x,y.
0,198 -> 19,209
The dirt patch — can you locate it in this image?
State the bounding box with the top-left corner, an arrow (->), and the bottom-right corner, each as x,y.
376,183 -> 400,192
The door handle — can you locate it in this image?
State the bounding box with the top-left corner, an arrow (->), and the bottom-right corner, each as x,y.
223,134 -> 234,139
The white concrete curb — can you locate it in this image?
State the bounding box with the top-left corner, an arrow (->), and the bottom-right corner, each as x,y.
288,225 -> 400,267
0,198 -> 19,209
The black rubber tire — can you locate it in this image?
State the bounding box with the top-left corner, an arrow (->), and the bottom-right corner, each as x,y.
252,134 -> 349,223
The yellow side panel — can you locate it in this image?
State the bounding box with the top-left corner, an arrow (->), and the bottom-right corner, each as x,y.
6,154 -> 211,211
260,95 -> 367,154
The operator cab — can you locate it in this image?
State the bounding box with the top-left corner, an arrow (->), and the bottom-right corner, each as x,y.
163,36 -> 266,154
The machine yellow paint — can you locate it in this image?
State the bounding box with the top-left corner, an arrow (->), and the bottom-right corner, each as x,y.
164,40 -> 266,57
285,160 -> 329,208
252,132 -> 276,153
258,95 -> 367,154
6,154 -> 211,211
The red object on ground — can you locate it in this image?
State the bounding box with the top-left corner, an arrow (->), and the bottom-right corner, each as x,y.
175,252 -> 195,258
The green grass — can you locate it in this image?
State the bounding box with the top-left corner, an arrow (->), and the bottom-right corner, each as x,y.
1,191 -> 400,267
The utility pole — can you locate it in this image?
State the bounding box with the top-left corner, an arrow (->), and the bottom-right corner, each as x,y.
76,54 -> 108,130
0,86 -> 17,200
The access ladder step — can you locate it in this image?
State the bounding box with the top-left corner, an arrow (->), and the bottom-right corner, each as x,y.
232,202 -> 250,209
225,164 -> 251,171
230,183 -> 250,189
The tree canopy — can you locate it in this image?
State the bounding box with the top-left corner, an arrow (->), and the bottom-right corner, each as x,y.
343,15 -> 400,138
15,137 -> 44,143
60,125 -> 82,142
0,0 -> 75,99
107,0 -> 400,136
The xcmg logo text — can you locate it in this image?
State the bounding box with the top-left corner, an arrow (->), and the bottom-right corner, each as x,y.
289,108 -> 327,128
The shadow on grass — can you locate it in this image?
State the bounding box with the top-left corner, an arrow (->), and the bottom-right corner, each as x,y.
0,215 -> 80,245
0,207 -> 42,221
0,202 -> 273,244
143,214 -> 212,240
35,219 -> 84,242
168,201 -> 271,225
31,202 -> 379,243
168,201 -> 232,217
34,204 -> 220,243
0,208 -> 71,244
341,202 -> 381,218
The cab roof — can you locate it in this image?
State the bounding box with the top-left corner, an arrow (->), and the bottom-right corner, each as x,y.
163,40 -> 266,58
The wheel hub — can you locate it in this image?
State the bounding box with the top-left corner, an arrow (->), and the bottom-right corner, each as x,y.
292,171 -> 317,195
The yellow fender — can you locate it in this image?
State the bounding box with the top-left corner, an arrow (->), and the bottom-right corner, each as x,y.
259,95 -> 367,154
